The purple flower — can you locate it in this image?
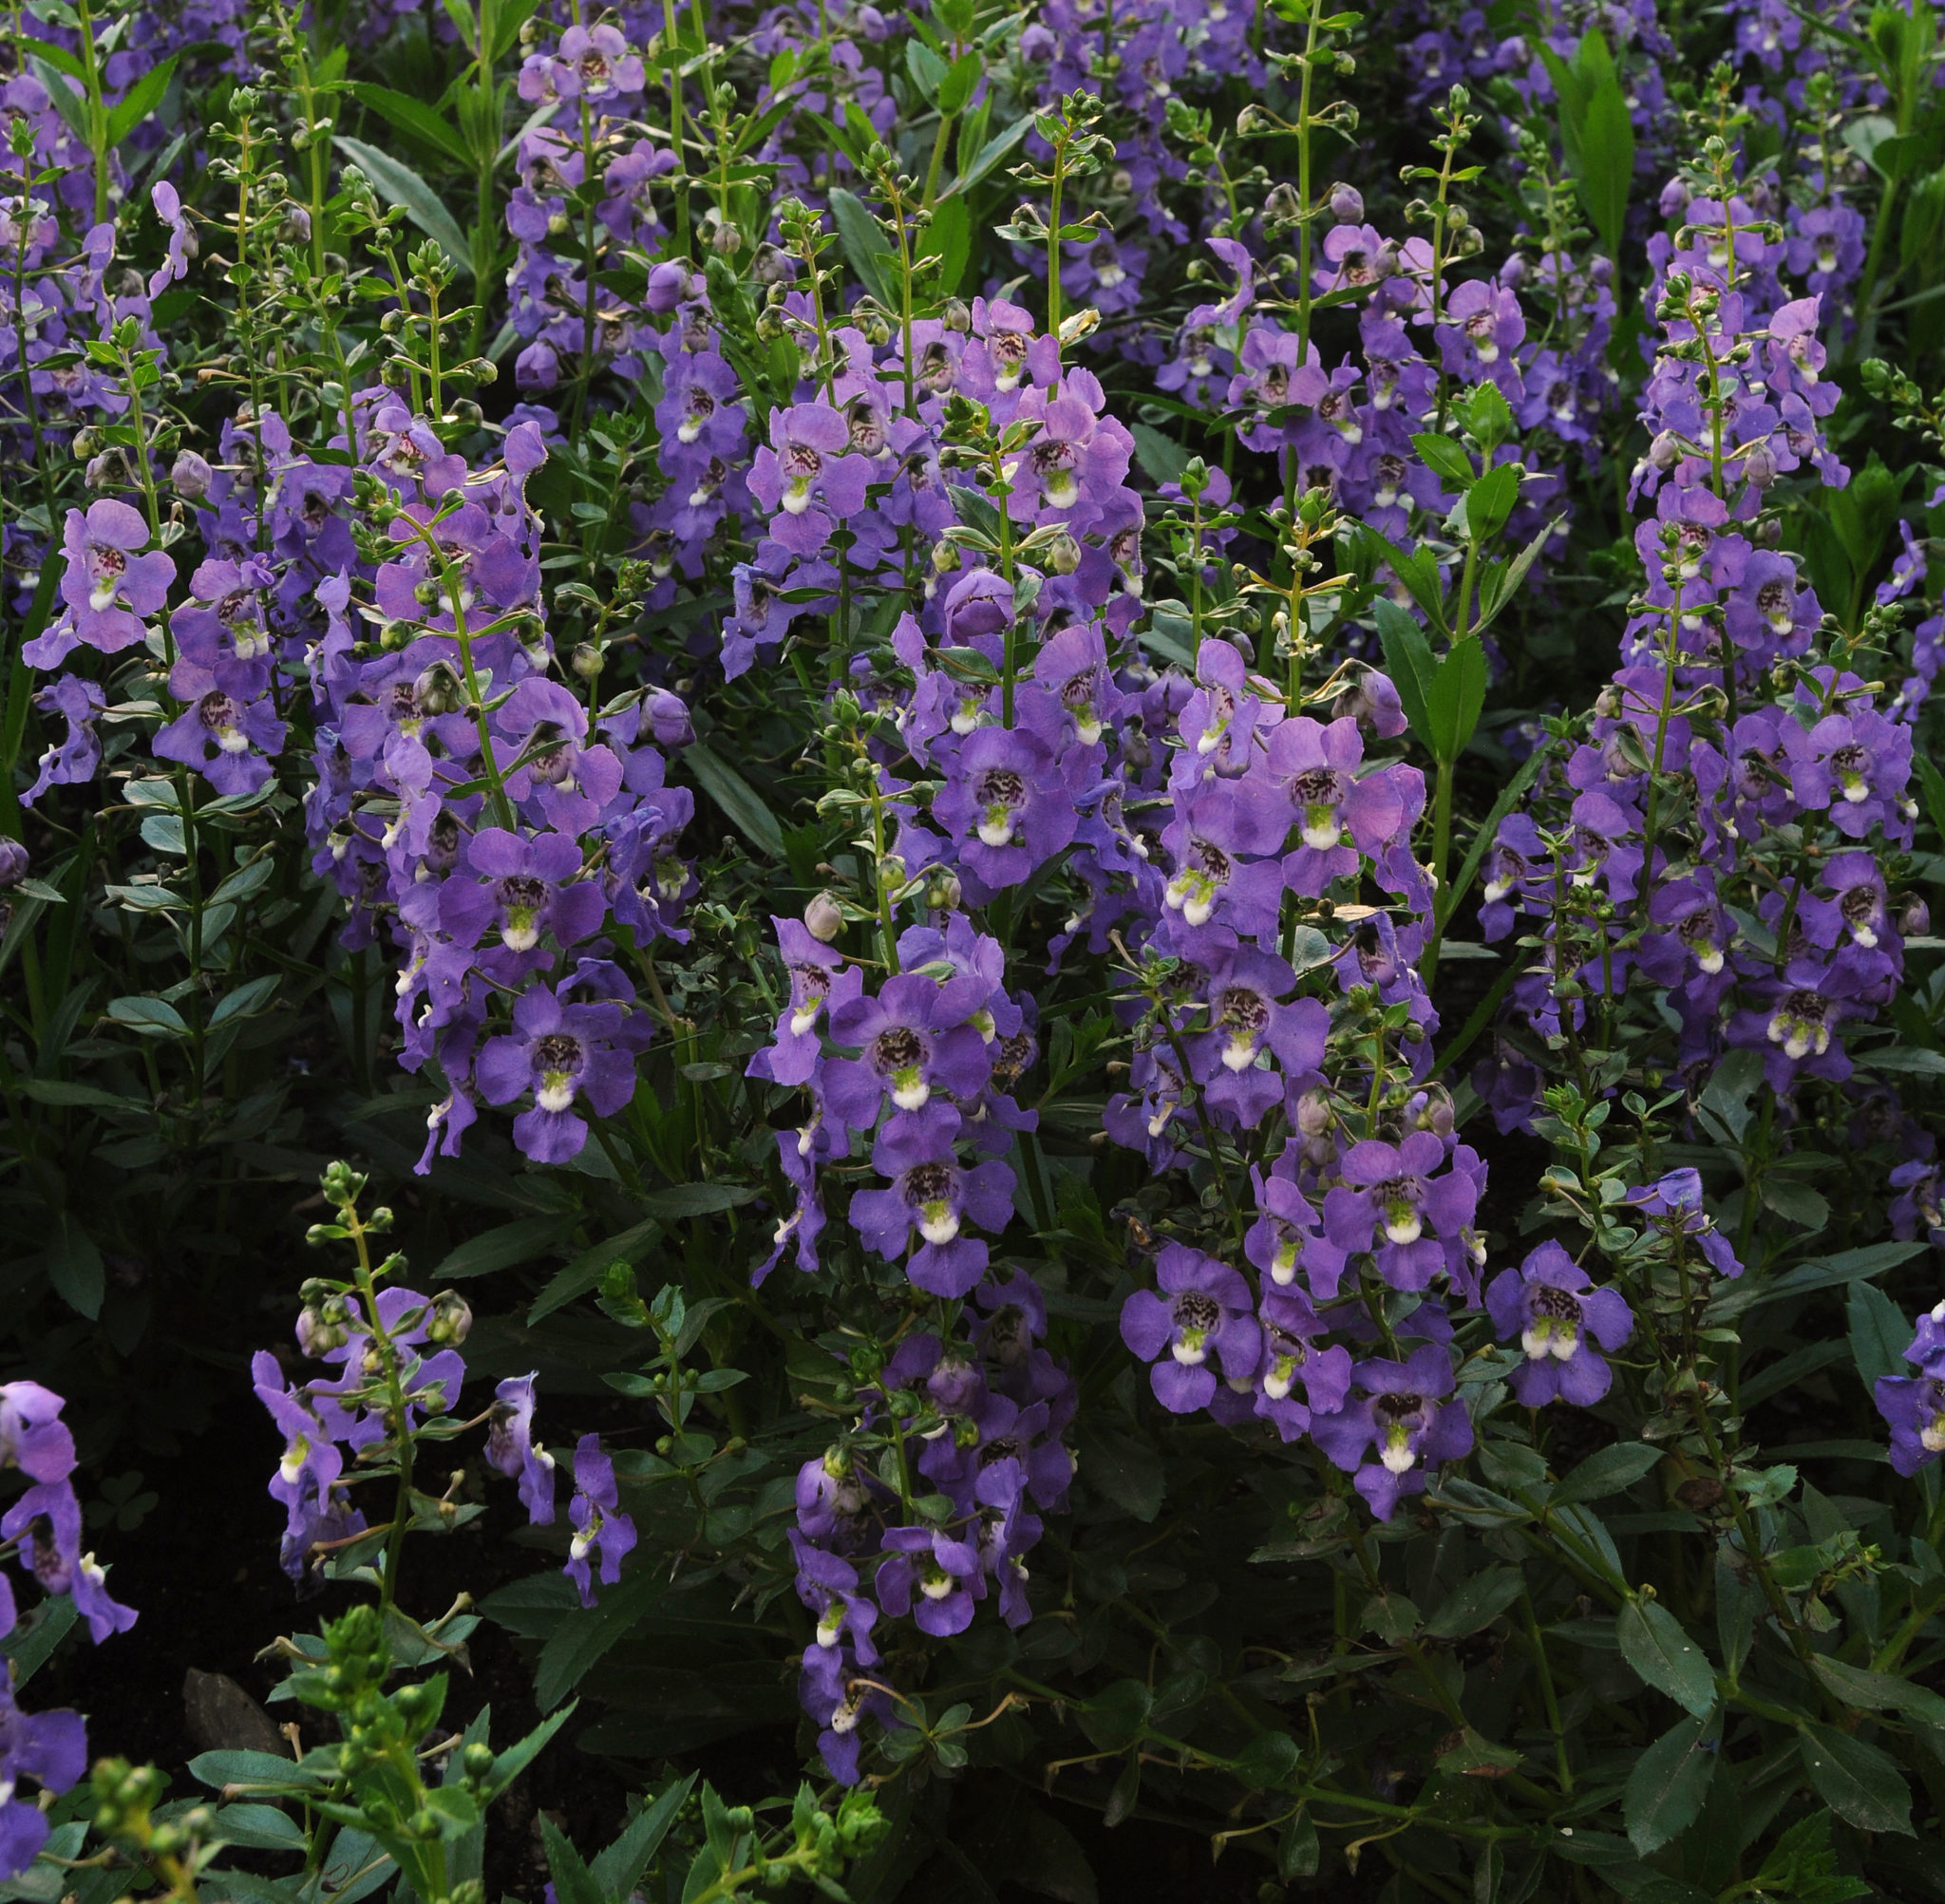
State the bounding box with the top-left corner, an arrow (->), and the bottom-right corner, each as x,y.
1784,707 -> 1914,841
824,973 -> 992,1128
52,500 -> 174,655
848,1111 -> 1014,1298
1255,1290 -> 1353,1441
752,918 -> 859,1088
791,1532 -> 880,1659
0,1673 -> 86,1877
487,1373 -> 557,1524
476,979 -> 648,1163
1876,1302 -> 1945,1475
252,1349 -> 353,1578
153,649 -> 287,795
1310,1344 -> 1474,1519
1624,1170 -> 1743,1278
876,1524 -> 983,1636
1265,716 -> 1409,894
933,726 -> 1081,894
1318,1133 -> 1482,1294
749,403 -> 870,556
0,1384 -> 76,1486
23,675 -> 107,805
1484,1242 -> 1633,1406
566,1434 -> 637,1606
1119,1244 -> 1261,1414
441,827 -> 605,954
1189,946 -> 1328,1126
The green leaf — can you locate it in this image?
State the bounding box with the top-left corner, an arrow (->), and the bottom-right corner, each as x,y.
1624,1713 -> 1715,1854
684,743 -> 785,859
827,186 -> 893,306
1411,431 -> 1475,486
1616,1598 -> 1717,1718
1364,531 -> 1449,632
1424,1565 -> 1526,1639
1762,1177 -> 1830,1232
47,1212 -> 104,1320
1078,1679 -> 1152,1753
1799,1723 -> 1913,1835
904,36 -> 948,101
189,1749 -> 317,1791
24,59 -> 90,146
943,112 -> 1031,198
477,1702 -> 577,1801
1372,596 -> 1436,738
1697,1046 -> 1766,1143
1812,1655 -> 1945,1728
1534,43 -> 1589,171
1456,462 -> 1520,544
1464,383 -> 1515,454
213,1804 -> 308,1853
1076,1423 -> 1162,1521
431,1214 -> 566,1281
105,53 -> 179,145
592,1777 -> 695,1900
1230,1731 -> 1299,1787
1555,1442 -> 1663,1505
1473,517 -> 1558,634
936,48 -> 983,116
1422,635 -> 1488,765
332,135 -> 473,276
923,190 -> 972,295
349,84 -> 470,165
1915,751 -> 1945,846
107,994 -> 189,1036
1577,76 -> 1635,258
527,1218 -> 661,1324
541,1819 -> 605,1904
1435,1727 -> 1523,1777
210,974 -> 280,1025
20,1080 -> 147,1113
1130,422 -> 1189,485
0,1593 -> 76,1689
1848,1281 -> 1911,1395
1711,1239 -> 1922,1319
1007,1807 -> 1097,1904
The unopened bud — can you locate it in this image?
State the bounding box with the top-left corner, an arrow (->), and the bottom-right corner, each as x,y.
426,1290 -> 473,1345
803,892 -> 844,942
171,449 -> 214,500
1328,180 -> 1363,222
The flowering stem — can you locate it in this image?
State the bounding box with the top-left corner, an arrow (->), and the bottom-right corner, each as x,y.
341,1200 -> 416,1615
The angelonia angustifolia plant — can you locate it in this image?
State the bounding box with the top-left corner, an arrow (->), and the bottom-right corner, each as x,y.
18,0 -> 1945,1895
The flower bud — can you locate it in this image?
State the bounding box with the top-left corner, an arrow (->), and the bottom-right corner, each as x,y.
928,871 -> 963,912
171,449 -> 215,500
803,892 -> 844,942
0,839 -> 28,890
296,1302 -> 349,1357
426,1291 -> 472,1345
571,641 -> 604,679
1328,180 -> 1363,222
1902,895 -> 1931,937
